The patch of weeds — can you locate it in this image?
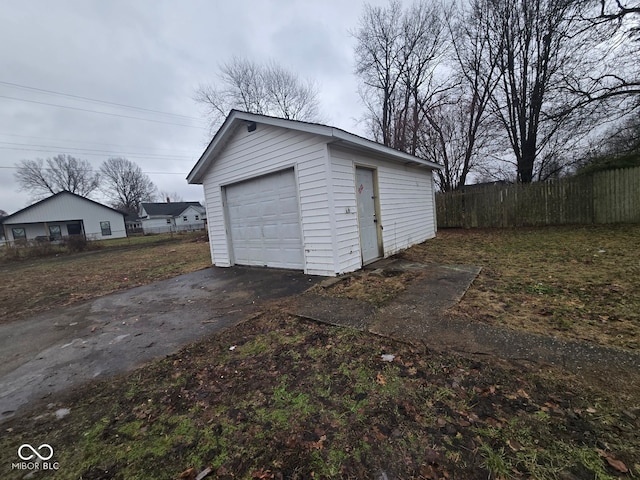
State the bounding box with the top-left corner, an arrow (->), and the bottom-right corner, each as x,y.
479,442 -> 511,479
310,270 -> 420,306
234,336 -> 272,357
577,448 -> 617,480
527,282 -> 559,295
124,378 -> 142,400
375,364 -> 403,398
272,376 -> 314,419
309,448 -> 350,477
433,386 -> 456,403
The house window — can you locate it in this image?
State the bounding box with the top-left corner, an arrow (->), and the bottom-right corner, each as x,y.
100,221 -> 112,236
12,228 -> 26,240
166,219 -> 171,224
49,225 -> 62,240
183,216 -> 188,222
195,215 -> 199,221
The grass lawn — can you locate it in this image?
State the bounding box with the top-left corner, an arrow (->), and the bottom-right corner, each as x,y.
0,232 -> 211,323
402,225 -> 640,351
0,226 -> 638,479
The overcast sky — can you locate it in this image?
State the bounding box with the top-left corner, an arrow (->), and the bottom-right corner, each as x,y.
0,0 -> 390,214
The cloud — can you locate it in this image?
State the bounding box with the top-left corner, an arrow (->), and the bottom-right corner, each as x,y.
0,0 -> 375,214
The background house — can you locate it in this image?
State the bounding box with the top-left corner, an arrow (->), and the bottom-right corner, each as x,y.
1,191 -> 127,245
139,201 -> 206,234
187,110 -> 441,276
124,213 -> 143,234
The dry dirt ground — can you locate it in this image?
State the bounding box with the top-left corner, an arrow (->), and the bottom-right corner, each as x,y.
0,226 -> 638,479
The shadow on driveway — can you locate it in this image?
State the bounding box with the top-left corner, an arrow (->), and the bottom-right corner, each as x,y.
0,266 -> 320,422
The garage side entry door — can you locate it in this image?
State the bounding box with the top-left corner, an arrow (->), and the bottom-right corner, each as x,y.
225,168 -> 304,270
356,167 -> 382,264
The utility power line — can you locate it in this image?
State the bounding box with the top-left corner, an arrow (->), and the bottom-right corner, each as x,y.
0,147 -> 195,163
0,94 -> 207,129
0,80 -> 202,121
0,131 -> 196,154
0,164 -> 188,175
0,140 -> 194,159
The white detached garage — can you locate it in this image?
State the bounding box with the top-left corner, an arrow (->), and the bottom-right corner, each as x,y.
187,110 -> 441,277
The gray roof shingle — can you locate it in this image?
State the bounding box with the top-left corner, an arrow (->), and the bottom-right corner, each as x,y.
141,202 -> 203,217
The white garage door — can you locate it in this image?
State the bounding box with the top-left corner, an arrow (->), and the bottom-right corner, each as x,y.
225,169 -> 304,269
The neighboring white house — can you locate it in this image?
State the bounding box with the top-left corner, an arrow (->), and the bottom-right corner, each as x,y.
1,191 -> 127,245
187,110 -> 442,277
139,201 -> 205,234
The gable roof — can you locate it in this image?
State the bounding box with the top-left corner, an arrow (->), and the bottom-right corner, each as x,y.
187,110 -> 442,184
0,191 -> 124,224
141,202 -> 203,217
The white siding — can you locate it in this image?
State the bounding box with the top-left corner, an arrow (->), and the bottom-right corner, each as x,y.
141,217 -> 174,233
140,206 -> 205,234
329,152 -> 362,274
179,206 -> 205,228
201,124 -> 334,275
330,146 -> 436,264
3,193 -> 126,240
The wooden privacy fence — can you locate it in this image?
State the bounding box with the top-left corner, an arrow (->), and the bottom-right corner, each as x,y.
436,167 -> 640,228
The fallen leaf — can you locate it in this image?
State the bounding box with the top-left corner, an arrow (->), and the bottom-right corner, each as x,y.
376,373 -> 386,385
508,439 -> 522,452
178,467 -> 197,480
373,426 -> 387,440
597,449 -> 629,473
252,469 -> 275,479
586,407 -> 597,414
420,464 -> 438,479
606,457 -> 629,474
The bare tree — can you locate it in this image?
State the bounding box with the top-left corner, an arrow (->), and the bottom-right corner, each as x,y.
556,0 -> 640,116
421,0 -> 504,191
195,57 -> 320,129
14,154 -> 100,200
595,0 -> 640,21
353,0 -> 449,153
100,157 -> 156,214
482,0 -> 603,183
354,0 -> 406,146
263,62 -> 320,121
158,190 -> 184,203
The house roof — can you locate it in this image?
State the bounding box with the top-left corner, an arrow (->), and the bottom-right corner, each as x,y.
187,110 -> 443,184
0,191 -> 124,224
141,202 -> 203,217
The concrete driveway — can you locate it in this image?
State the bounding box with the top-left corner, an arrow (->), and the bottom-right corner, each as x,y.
0,266 -> 320,422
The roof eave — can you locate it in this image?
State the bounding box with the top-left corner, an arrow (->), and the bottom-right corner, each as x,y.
329,129 -> 442,170
187,110 -> 442,184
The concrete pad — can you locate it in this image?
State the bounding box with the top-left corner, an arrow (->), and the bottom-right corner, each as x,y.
292,294 -> 376,330
289,260 -> 640,380
0,266 -> 320,422
289,262 -> 481,334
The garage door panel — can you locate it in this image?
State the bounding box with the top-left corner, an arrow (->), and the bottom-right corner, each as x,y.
225,169 -> 304,269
